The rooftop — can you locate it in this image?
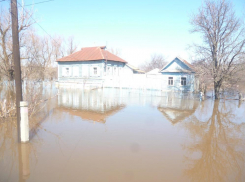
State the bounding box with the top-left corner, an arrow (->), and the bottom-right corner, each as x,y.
57,46 -> 127,63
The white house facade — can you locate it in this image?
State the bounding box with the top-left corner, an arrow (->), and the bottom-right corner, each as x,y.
159,57 -> 196,92
56,47 -> 197,92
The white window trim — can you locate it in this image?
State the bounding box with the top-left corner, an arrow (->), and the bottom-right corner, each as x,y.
113,66 -> 117,76
62,67 -> 71,77
91,66 -> 100,77
168,76 -> 174,86
107,66 -> 112,76
180,76 -> 187,86
93,67 -> 98,76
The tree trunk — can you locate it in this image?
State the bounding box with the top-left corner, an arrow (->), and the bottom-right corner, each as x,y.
214,81 -> 221,99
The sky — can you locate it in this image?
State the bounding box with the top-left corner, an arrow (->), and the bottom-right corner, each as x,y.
1,0 -> 244,67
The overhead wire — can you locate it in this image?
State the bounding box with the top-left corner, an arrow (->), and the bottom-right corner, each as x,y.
16,1 -> 81,61
0,0 -> 54,5
25,0 -> 54,6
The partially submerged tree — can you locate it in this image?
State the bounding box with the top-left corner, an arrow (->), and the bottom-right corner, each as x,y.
190,0 -> 245,99
139,54 -> 167,72
23,32 -> 63,81
0,7 -> 34,80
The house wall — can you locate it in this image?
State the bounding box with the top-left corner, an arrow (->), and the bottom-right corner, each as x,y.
105,61 -> 126,77
58,60 -> 126,82
57,58 -> 196,92
160,73 -> 195,92
122,65 -> 134,77
159,57 -> 195,92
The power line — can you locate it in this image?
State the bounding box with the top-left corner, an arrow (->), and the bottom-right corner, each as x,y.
1,0 -> 54,6
17,1 -> 79,60
16,1 -> 61,46
25,0 -> 54,7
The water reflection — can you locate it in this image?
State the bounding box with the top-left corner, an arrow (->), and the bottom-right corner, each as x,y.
58,88 -> 126,123
183,100 -> 245,182
18,143 -> 30,182
57,88 -> 198,124
0,121 -> 30,182
0,86 -> 245,182
158,93 -> 199,125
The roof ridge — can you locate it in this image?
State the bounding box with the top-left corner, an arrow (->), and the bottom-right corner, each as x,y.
176,57 -> 193,70
160,57 -> 194,72
99,47 -> 105,59
57,46 -> 127,63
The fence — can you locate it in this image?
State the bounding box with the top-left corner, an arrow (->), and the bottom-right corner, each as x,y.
57,74 -> 196,92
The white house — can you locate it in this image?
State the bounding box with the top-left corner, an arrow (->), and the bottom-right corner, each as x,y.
56,47 -> 197,92
159,57 -> 196,92
56,46 -> 144,86
57,46 -> 128,80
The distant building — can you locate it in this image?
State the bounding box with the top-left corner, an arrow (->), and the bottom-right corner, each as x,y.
125,64 -> 145,74
56,47 -> 197,92
57,46 -> 128,80
159,57 -> 196,92
146,68 -> 161,78
56,46 -> 144,86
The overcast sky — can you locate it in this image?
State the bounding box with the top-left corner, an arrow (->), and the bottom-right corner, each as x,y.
1,0 -> 244,66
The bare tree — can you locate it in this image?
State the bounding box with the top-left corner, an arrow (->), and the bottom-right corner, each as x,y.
66,36 -> 78,55
190,0 -> 245,99
139,54 -> 167,72
23,32 -> 63,81
0,7 -> 34,80
108,47 -> 121,56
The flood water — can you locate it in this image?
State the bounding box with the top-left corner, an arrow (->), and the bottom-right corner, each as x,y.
0,87 -> 245,182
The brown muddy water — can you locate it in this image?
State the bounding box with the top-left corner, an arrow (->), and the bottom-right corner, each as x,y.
0,87 -> 245,182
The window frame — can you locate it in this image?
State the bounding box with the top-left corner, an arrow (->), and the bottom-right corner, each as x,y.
168,77 -> 174,86
114,66 -> 117,76
62,67 -> 71,77
93,67 -> 98,75
66,67 -> 70,76
107,66 -> 111,76
181,77 -> 187,86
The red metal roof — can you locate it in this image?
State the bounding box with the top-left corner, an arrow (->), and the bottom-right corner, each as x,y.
57,46 -> 127,63
181,59 -> 194,70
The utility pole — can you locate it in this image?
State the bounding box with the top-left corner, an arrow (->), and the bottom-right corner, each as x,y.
11,0 -> 23,142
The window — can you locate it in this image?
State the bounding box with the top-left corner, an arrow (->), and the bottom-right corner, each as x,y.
107,66 -> 110,75
168,77 -> 173,85
62,67 -> 70,77
114,67 -> 117,75
181,77 -> 186,86
66,68 -> 69,76
94,67 -> 97,75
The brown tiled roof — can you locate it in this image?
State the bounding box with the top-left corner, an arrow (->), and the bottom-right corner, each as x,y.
57,46 -> 127,63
